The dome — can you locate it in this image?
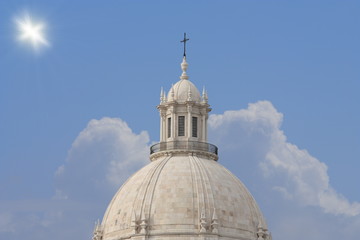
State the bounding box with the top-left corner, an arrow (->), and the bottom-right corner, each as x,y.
167,79 -> 202,103
165,57 -> 202,103
93,53 -> 271,240
100,155 -> 268,239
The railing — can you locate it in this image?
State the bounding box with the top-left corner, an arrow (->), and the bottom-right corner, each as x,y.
150,141 -> 218,155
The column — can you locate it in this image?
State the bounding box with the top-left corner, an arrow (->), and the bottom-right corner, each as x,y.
202,114 -> 206,142
187,105 -> 192,139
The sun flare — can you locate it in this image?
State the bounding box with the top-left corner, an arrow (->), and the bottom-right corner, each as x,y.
15,13 -> 49,50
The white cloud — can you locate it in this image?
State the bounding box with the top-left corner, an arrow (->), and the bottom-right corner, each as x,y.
0,200 -> 65,238
56,117 -> 150,200
272,186 -> 293,200
0,117 -> 151,240
209,100 -> 360,217
55,117 -> 149,199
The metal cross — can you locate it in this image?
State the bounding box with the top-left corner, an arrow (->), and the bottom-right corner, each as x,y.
180,33 -> 190,57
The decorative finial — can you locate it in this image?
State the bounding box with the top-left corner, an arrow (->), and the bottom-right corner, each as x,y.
200,207 -> 207,233
180,32 -> 189,57
187,86 -> 192,101
162,89 -> 167,103
160,87 -> 164,103
160,87 -> 166,103
180,57 -> 189,80
211,208 -> 219,234
139,217 -> 147,234
139,207 -> 148,235
92,219 -> 103,240
202,87 -> 205,102
202,87 -> 208,103
170,84 -> 175,100
257,222 -> 269,240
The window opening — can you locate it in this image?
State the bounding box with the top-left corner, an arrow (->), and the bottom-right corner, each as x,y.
192,117 -> 198,137
178,116 -> 185,136
167,117 -> 171,138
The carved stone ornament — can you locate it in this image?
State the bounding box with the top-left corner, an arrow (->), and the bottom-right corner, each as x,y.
139,218 -> 148,235
257,223 -> 270,240
211,208 -> 219,234
92,220 -> 103,240
200,208 -> 207,233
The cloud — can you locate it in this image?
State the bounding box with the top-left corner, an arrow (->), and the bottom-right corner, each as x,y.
55,117 -> 150,201
0,117 -> 151,240
0,199 -> 65,239
209,100 -> 360,217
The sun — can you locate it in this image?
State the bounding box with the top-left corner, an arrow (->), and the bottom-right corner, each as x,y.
15,13 -> 49,50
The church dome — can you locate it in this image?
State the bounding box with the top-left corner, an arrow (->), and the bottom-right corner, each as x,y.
93,52 -> 271,240
100,155 -> 268,240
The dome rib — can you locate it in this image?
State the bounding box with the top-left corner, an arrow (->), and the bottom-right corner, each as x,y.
135,156 -> 172,221
131,157 -> 163,220
192,156 -> 216,224
188,155 -> 205,229
188,156 -> 196,227
146,156 -> 172,224
196,156 -> 217,218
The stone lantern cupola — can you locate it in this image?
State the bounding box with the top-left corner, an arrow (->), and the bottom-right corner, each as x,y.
151,56 -> 217,161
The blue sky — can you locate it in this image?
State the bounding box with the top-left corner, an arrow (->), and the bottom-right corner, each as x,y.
0,1 -> 359,239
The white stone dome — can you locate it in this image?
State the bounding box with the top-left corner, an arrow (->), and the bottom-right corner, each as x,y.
93,55 -> 271,240
167,79 -> 202,103
100,155 -> 268,240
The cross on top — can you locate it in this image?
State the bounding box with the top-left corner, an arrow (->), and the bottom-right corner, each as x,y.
180,33 -> 190,57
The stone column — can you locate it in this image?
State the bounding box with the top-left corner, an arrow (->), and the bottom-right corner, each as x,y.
171,110 -> 175,140
187,105 -> 192,139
